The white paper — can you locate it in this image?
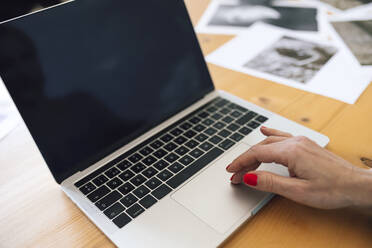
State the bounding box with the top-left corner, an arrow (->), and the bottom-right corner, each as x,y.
206,23 -> 372,104
0,77 -> 19,140
196,0 -> 321,35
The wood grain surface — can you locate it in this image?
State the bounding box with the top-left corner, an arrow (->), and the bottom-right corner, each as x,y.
1,1 -> 371,247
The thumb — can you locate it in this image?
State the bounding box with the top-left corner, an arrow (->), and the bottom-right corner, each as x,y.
243,171 -> 307,201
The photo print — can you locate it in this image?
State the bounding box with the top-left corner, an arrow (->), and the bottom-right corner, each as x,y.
332,20 -> 372,65
207,4 -> 318,31
243,36 -> 338,83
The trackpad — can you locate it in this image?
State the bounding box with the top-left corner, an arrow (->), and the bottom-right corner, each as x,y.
172,143 -> 277,234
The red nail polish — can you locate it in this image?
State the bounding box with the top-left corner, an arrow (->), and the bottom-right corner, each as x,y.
261,126 -> 266,129
243,173 -> 257,186
226,164 -> 231,170
230,174 -> 234,181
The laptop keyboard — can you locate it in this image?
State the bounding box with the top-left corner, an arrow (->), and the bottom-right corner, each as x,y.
74,97 -> 268,228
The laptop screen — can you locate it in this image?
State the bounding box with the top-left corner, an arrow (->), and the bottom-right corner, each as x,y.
0,0 -> 214,183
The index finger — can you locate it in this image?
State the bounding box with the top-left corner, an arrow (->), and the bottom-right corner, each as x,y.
226,141 -> 290,173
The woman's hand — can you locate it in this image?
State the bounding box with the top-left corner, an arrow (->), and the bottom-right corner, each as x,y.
226,126 -> 372,210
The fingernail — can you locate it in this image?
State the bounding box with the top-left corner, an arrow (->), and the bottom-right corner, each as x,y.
226,164 -> 231,170
243,173 -> 257,186
230,174 -> 235,181
261,126 -> 266,129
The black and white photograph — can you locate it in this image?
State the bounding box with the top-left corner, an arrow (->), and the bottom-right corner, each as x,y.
206,4 -> 318,31
243,36 -> 338,83
319,0 -> 372,10
332,20 -> 372,65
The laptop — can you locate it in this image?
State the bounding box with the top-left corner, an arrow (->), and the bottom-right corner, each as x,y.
0,0 -> 329,247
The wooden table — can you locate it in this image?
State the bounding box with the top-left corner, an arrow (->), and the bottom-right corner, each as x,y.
1,1 -> 371,247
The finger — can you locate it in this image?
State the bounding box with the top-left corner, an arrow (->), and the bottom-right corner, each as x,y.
243,171 -> 309,202
227,141 -> 289,173
260,126 -> 292,138
257,135 -> 288,146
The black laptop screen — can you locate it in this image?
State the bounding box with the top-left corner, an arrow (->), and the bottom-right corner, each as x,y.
0,0 -> 214,183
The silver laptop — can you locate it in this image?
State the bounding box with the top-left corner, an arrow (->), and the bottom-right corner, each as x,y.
0,0 -> 329,247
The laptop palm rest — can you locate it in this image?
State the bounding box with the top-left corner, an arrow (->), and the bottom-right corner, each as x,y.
171,143 -> 275,234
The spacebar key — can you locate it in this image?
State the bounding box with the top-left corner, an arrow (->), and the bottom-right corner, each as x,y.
167,147 -> 223,189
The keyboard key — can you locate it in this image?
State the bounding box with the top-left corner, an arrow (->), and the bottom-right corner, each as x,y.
145,177 -> 162,190
179,153 -> 194,165
204,127 -> 217,136
222,116 -> 234,123
219,139 -> 235,150
202,118 -> 214,126
218,129 -> 232,138
167,147 -> 223,189
130,175 -> 147,186
213,122 -> 226,130
230,110 -> 242,118
256,115 -> 268,123
230,132 -> 244,142
170,128 -> 183,136
227,103 -> 238,109
193,124 -> 206,132
209,135 -> 222,145
96,191 -> 122,211
157,169 -> 173,181
175,146 -> 189,156
107,177 -> 123,189
185,140 -> 199,149
150,140 -> 164,149
113,212 -> 131,228
126,203 -> 145,219
164,142 -> 177,152
236,112 -> 256,125
168,162 -> 184,173
198,112 -> 209,118
131,162 -> 146,173
211,113 -> 223,120
105,167 -> 121,178
79,182 -> 96,195
195,133 -> 208,142
153,148 -> 167,159
220,108 -> 231,115
236,105 -> 248,113
142,167 -> 158,178
215,99 -> 229,107
87,185 -> 110,202
152,184 -> 172,200
104,202 -> 125,219
117,160 -> 132,171
207,106 -> 218,113
164,153 -> 179,163
128,153 -> 143,163
92,175 -> 109,187
174,136 -> 187,145
139,195 -> 157,209
120,193 -> 138,208
189,116 -> 201,124
142,155 -> 157,166
180,122 -> 192,130
227,123 -> 239,132
190,148 -> 204,158
153,160 -> 169,171
160,134 -> 173,143
199,141 -> 213,151
118,182 -> 135,195
133,185 -> 150,199
139,146 -> 154,156
119,170 -> 135,181
239,126 -> 252,135
184,130 -> 197,138
248,121 -> 260,129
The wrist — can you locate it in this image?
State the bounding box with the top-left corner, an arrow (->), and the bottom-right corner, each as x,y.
344,167 -> 372,209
